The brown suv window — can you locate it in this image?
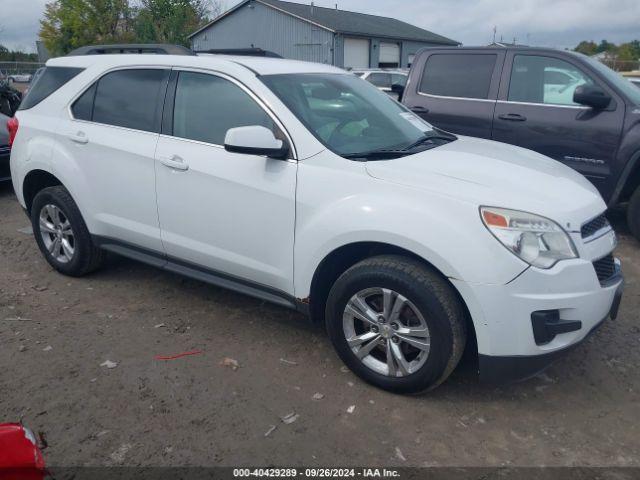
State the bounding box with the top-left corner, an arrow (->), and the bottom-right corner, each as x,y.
419,54 -> 497,99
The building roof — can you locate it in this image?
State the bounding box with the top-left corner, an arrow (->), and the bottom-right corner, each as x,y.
189,0 -> 460,45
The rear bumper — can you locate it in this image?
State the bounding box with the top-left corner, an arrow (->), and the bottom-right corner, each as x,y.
478,277 -> 623,384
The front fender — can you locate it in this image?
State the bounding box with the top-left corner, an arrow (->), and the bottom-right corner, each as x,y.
293,157 -> 527,299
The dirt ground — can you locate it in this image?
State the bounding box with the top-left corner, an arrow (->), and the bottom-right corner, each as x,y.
1,180 -> 639,468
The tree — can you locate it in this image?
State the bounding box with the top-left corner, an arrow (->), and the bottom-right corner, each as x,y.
574,41 -> 597,56
39,0 -> 134,56
38,0 -> 224,55
134,0 -> 219,47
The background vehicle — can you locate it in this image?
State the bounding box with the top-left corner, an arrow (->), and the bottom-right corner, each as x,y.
352,69 -> 408,99
401,46 -> 640,240
0,113 -> 10,181
9,47 -> 622,393
0,70 -> 33,85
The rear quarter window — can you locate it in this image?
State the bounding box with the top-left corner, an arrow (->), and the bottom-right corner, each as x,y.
19,67 -> 84,110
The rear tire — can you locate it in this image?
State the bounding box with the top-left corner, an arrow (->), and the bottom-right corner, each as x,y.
31,186 -> 104,276
325,255 -> 467,394
628,185 -> 640,242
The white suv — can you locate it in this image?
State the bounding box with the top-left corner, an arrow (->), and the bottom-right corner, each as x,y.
9,47 -> 623,393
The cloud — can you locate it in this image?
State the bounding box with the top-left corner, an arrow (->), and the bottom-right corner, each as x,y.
0,0 -> 638,52
0,0 -> 49,52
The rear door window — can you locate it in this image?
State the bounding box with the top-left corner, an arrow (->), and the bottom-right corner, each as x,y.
91,69 -> 169,132
71,83 -> 96,121
19,67 -> 84,110
419,54 -> 497,99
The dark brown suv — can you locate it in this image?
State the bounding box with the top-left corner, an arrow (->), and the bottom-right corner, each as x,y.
401,46 -> 640,240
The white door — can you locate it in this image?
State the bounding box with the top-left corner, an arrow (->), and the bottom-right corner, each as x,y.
64,68 -> 169,251
379,42 -> 400,67
344,38 -> 370,69
154,70 -> 297,293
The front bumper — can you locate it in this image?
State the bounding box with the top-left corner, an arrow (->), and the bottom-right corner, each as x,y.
451,256 -> 623,384
478,279 -> 623,384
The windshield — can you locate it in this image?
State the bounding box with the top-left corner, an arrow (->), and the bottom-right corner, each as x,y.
579,54 -> 640,105
261,73 -> 444,157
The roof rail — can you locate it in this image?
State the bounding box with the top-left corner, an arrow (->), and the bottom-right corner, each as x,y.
67,44 -> 195,56
195,48 -> 283,58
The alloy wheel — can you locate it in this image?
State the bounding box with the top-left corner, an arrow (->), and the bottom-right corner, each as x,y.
39,204 -> 75,264
342,287 -> 431,377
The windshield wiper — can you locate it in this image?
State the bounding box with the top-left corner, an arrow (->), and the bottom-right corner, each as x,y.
343,149 -> 409,160
402,131 -> 457,152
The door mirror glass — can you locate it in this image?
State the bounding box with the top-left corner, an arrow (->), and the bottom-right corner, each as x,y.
224,125 -> 289,159
573,85 -> 612,109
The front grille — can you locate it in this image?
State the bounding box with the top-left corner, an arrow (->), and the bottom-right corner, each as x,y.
581,213 -> 610,239
593,254 -> 616,283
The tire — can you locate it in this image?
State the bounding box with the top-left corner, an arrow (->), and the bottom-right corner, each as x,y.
31,186 -> 104,276
325,255 -> 467,394
628,185 -> 640,242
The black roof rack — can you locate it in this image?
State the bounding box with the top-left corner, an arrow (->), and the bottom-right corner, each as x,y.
67,44 -> 195,56
195,48 -> 283,58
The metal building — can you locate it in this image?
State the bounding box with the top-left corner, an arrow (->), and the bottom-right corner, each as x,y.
189,0 -> 459,69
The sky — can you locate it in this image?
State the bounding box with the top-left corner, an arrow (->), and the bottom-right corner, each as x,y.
0,0 -> 639,53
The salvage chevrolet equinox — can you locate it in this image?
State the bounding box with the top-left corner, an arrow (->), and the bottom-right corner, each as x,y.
9,46 -> 624,393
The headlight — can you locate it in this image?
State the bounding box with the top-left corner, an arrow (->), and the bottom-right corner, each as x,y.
480,207 -> 578,269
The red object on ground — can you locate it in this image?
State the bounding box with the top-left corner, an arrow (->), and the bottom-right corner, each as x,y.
154,349 -> 203,361
0,423 -> 45,480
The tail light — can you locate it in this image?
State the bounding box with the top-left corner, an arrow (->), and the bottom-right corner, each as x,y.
7,116 -> 19,147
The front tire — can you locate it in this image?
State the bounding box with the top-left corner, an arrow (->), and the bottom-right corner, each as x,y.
628,185 -> 640,242
325,255 -> 467,394
31,186 -> 104,276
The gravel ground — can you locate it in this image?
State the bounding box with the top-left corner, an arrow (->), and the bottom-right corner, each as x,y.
0,180 -> 639,468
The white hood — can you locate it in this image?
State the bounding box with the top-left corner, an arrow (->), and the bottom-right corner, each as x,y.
365,136 -> 606,231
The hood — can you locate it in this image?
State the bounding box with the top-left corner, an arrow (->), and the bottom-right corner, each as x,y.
365,136 -> 606,231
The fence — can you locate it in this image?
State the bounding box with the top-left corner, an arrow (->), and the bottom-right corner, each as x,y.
599,59 -> 640,73
0,61 -> 46,76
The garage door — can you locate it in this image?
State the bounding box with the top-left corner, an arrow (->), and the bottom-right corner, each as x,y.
379,42 -> 400,68
344,38 -> 370,69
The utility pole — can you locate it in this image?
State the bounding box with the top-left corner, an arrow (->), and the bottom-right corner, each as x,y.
492,26 -> 497,44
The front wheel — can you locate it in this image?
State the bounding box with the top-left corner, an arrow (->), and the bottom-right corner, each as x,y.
325,255 -> 467,394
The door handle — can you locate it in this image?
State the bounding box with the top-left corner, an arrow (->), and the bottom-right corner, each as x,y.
411,106 -> 430,114
67,131 -> 88,144
158,155 -> 189,171
498,113 -> 527,122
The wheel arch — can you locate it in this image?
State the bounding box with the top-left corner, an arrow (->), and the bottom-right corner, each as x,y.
306,241 -> 478,356
22,169 -> 64,214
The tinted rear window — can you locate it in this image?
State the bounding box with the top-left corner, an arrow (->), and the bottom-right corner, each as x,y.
19,66 -> 84,110
419,54 -> 497,99
92,69 -> 168,132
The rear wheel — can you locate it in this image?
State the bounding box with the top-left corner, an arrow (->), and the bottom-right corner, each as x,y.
31,186 -> 104,276
628,185 -> 640,242
325,255 -> 467,394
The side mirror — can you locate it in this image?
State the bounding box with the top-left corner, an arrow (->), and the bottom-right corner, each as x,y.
573,85 -> 611,110
391,83 -> 405,101
224,125 -> 289,159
